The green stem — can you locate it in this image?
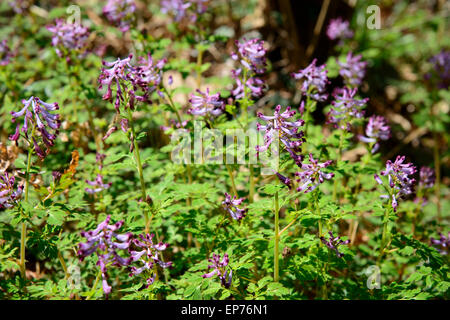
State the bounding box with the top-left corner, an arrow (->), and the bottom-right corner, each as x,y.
249,164 -> 255,203
379,197 -> 393,261
20,143 -> 33,278
126,107 -> 149,232
58,251 -> 69,279
196,48 -> 204,89
86,270 -> 102,300
315,189 -> 323,243
349,146 -> 373,243
274,191 -> 280,282
226,164 -> 238,197
162,86 -> 183,125
321,252 -> 330,300
332,130 -> 345,202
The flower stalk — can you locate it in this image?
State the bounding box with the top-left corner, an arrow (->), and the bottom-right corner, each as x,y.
20,134 -> 34,278
126,107 -> 149,231
274,191 -> 280,282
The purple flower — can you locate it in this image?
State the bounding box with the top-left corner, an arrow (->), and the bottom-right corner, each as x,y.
256,105 -> 305,166
99,53 -> 166,112
291,59 -> 329,101
103,126 -> 118,141
86,153 -> 111,194
52,171 -> 62,184
0,172 -> 23,209
103,0 -> 136,32
295,153 -> 334,193
231,69 -> 265,99
232,38 -> 267,75
359,115 -> 390,153
188,88 -> 224,117
98,54 -> 133,112
202,253 -> 232,289
418,166 -> 435,189
327,87 -> 368,131
337,51 -> 367,87
9,96 -> 61,159
222,193 -> 247,221
326,18 -> 354,42
85,174 -> 112,194
160,0 -> 191,22
275,171 -> 292,190
78,215 -> 133,296
160,119 -> 188,133
430,232 -> 450,255
414,166 -> 435,205
129,233 -> 172,287
127,53 -> 166,102
374,156 -> 416,212
0,40 -> 14,66
46,19 -> 90,57
426,50 -> 450,89
320,231 -> 350,258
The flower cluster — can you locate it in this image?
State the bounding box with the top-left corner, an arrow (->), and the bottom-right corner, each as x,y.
78,215 -> 133,296
430,232 -> 449,255
295,153 -> 334,193
0,40 -> 14,66
359,115 -> 390,153
256,105 -> 305,166
103,0 -> 136,32
374,156 -> 417,211
127,54 -> 166,103
46,19 -> 90,57
326,18 -> 354,42
426,50 -> 450,89
202,253 -> 232,289
222,193 -> 247,221
231,68 -> 265,99
0,172 -> 23,209
230,38 -> 267,101
160,0 -> 192,22
232,38 -> 267,75
98,53 -> 166,112
98,54 -> 133,111
188,88 -> 224,117
337,51 -> 367,87
9,96 -> 61,159
291,59 -> 329,101
328,87 -> 368,131
85,153 -> 112,194
418,166 -> 435,189
129,233 -> 173,287
414,166 -> 435,205
320,231 -> 350,258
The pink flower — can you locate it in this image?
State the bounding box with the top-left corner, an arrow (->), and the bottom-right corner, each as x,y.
291,59 -> 329,102
222,193 -> 247,221
326,18 -> 354,41
295,153 -> 334,193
